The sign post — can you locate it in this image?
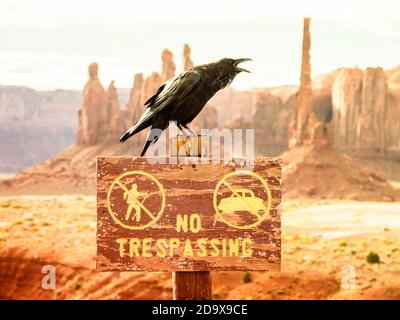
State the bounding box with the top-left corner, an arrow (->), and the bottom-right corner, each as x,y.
172,136 -> 211,300
172,271 -> 212,300
96,150 -> 282,299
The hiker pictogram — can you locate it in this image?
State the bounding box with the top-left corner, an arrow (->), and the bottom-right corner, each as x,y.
106,171 -> 166,230
213,170 -> 272,229
123,183 -> 149,222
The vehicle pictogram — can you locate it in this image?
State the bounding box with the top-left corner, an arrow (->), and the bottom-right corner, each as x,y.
213,170 -> 272,229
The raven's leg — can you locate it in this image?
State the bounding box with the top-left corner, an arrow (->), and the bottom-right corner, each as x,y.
176,122 -> 185,135
182,124 -> 196,136
140,131 -> 160,156
176,122 -> 191,137
140,122 -> 167,156
140,138 -> 153,157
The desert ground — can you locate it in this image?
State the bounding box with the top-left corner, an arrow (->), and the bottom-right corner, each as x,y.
1,194 -> 399,300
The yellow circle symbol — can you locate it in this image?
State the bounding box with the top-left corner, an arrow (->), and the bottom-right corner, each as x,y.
213,170 -> 272,230
106,171 -> 166,230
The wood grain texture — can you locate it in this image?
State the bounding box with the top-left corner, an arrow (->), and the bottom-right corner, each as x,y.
173,271 -> 212,300
96,157 -> 281,272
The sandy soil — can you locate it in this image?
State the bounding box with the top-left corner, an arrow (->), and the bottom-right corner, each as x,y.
282,201 -> 400,299
1,195 -> 399,300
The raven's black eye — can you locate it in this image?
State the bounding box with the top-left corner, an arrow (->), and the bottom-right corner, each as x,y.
221,58 -> 235,65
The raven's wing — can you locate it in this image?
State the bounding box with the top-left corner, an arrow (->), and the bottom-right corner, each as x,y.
120,70 -> 201,142
145,70 -> 201,110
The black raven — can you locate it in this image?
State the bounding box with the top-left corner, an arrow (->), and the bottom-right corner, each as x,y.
120,57 -> 252,156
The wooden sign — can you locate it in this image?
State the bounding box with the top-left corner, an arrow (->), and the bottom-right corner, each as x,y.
96,157 -> 281,272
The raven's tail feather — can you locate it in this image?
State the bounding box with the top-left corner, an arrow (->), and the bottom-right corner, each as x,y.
120,125 -> 139,143
120,119 -> 150,143
120,108 -> 154,143
139,129 -> 162,156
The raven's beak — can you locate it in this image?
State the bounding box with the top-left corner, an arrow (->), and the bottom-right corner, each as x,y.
234,58 -> 252,73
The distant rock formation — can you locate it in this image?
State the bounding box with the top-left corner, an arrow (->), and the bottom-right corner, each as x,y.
0,86 -> 40,121
226,115 -> 253,130
76,63 -> 123,146
191,104 -> 218,131
386,65 -> 400,88
125,73 -> 144,122
253,92 -> 290,156
386,92 -> 400,156
289,18 -> 313,147
182,44 -> 193,71
76,63 -> 106,145
161,49 -> 176,83
210,87 -> 255,125
0,86 -> 79,173
332,67 -> 389,155
281,144 -> 399,201
360,68 -> 387,154
106,81 -> 126,143
289,18 -> 332,149
141,72 -> 162,107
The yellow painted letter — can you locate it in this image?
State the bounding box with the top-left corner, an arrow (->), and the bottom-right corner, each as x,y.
156,239 -> 167,258
169,238 -> 180,256
142,238 -> 152,257
116,238 -> 127,258
129,238 -> 141,257
228,239 -> 239,256
176,214 -> 188,233
183,239 -> 194,257
190,213 -> 201,233
197,238 -> 208,257
210,239 -> 220,257
242,238 -> 253,257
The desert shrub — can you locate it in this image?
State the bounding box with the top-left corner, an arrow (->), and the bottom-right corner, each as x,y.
242,272 -> 252,283
212,293 -> 221,299
339,240 -> 347,247
367,251 -> 380,264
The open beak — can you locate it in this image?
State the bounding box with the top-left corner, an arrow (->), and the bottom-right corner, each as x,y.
234,58 -> 252,73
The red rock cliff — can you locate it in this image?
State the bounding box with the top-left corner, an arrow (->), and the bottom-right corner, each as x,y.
76,63 -> 124,146
332,67 -> 390,155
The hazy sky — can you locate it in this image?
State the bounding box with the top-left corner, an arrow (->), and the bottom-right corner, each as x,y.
1,0 -> 400,90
